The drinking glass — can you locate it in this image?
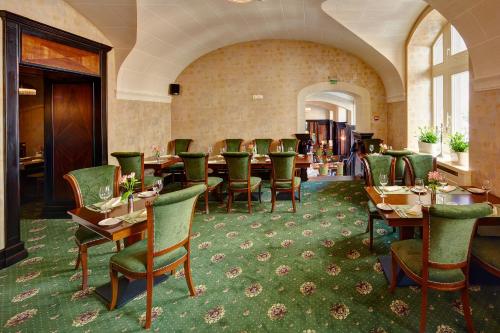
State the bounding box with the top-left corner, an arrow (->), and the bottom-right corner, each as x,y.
153,179 -> 163,196
220,147 -> 225,155
415,178 -> 424,204
277,145 -> 282,152
369,144 -> 374,154
242,144 -> 246,152
379,173 -> 388,203
99,185 -> 112,214
288,147 -> 294,152
208,144 -> 213,155
482,179 -> 492,203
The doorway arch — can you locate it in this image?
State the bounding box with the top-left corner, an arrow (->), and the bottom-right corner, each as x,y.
297,81 -> 371,133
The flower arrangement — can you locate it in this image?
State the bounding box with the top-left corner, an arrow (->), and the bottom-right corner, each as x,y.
152,145 -> 161,160
427,171 -> 443,192
120,172 -> 138,200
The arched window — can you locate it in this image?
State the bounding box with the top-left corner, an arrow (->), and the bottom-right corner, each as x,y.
431,24 -> 469,139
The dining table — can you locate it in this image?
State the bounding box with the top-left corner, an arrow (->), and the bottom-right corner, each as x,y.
68,194 -> 168,308
143,155 -> 181,176
364,185 -> 500,286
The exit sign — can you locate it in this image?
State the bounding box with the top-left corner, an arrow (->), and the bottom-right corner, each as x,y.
329,79 -> 338,84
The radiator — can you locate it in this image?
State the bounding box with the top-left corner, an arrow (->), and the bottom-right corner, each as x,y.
436,161 -> 471,186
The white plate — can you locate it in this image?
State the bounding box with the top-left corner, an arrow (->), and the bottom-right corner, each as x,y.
410,187 -> 427,194
138,191 -> 156,198
98,217 -> 121,226
376,203 -> 393,211
467,187 -> 486,194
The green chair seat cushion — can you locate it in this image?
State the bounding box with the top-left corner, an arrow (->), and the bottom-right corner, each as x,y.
144,175 -> 163,188
207,177 -> 223,188
75,226 -> 104,244
230,176 -> 262,189
274,177 -> 301,189
472,236 -> 500,270
110,239 -> 187,273
367,200 -> 378,214
391,239 -> 465,283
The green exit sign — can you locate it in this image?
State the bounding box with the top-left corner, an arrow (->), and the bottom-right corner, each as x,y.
329,79 -> 338,84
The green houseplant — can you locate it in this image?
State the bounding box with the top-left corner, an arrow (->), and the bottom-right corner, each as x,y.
449,132 -> 469,166
417,126 -> 441,156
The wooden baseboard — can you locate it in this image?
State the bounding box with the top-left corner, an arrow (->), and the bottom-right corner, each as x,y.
0,241 -> 28,269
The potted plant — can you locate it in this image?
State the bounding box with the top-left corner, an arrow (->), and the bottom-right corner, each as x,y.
418,126 -> 440,156
449,132 -> 469,166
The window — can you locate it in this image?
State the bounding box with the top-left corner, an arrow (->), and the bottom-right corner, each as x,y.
451,71 -> 469,138
433,75 -> 444,127
432,34 -> 443,65
431,24 -> 469,139
451,25 -> 467,55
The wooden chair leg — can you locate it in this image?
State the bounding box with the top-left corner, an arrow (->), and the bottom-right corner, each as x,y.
298,185 -> 301,202
247,189 -> 252,214
109,268 -> 119,310
115,241 -> 121,252
184,258 -> 196,296
80,245 -> 89,290
227,191 -> 232,213
369,215 -> 374,251
218,185 -> 223,203
291,189 -> 296,213
204,190 -> 209,214
419,286 -> 428,333
145,272 -> 154,329
258,183 -> 262,203
271,188 -> 276,213
74,249 -> 81,270
389,254 -> 397,293
461,287 -> 475,333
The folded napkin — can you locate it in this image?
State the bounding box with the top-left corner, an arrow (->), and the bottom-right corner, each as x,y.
439,185 -> 456,193
119,209 -> 147,224
93,197 -> 122,210
405,205 -> 422,216
383,186 -> 400,192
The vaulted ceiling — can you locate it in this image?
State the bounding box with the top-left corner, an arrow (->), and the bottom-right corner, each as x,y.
65,0 -> 500,103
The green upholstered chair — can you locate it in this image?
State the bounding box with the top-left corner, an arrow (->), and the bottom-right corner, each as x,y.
280,138 -> 299,152
109,184 -> 206,329
222,152 -> 262,214
361,155 -> 396,251
111,152 -> 163,191
63,165 -> 122,290
166,139 -> 193,178
362,138 -> 382,154
390,203 -> 492,333
383,149 -> 413,185
178,152 -> 223,214
403,154 -> 437,186
269,152 -> 301,213
472,236 -> 500,278
225,139 -> 243,152
254,139 -> 272,155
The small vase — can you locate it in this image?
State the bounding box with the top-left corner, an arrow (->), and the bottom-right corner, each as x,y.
127,193 -> 134,214
430,189 -> 436,205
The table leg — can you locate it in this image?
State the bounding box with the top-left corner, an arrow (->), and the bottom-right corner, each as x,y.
299,168 -> 308,182
399,226 -> 414,240
378,255 -> 417,287
123,232 -> 144,247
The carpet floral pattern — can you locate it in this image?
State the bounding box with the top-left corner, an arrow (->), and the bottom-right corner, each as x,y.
1,181 -> 498,332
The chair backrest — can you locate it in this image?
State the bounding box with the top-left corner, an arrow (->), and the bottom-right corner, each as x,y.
422,204 -> 492,278
111,152 -> 145,190
64,165 -> 120,208
361,155 -> 395,186
147,184 -> 206,255
280,138 -> 299,152
178,152 -> 208,183
254,139 -> 272,155
222,152 -> 251,186
174,139 -> 192,155
269,152 -> 297,187
403,154 -> 436,185
225,139 -> 243,152
382,150 -> 413,182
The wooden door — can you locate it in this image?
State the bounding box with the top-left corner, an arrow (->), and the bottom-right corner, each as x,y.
45,82 -> 94,206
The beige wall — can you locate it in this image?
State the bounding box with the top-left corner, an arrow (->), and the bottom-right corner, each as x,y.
0,0 -> 170,251
387,101 -> 407,149
469,89 -> 499,195
172,40 -> 387,153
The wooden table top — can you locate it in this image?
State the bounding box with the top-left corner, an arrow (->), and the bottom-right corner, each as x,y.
68,198 -> 155,241
365,186 -> 500,227
208,154 -> 313,168
144,156 -> 181,169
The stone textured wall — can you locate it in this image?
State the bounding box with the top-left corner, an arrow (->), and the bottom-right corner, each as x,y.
171,40 -> 387,153
470,89 -> 499,195
387,101 -> 407,149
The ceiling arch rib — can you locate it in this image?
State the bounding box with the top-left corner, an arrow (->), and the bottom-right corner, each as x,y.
117,0 -> 405,103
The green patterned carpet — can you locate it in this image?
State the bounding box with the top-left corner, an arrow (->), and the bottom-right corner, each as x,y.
1,180 -> 499,332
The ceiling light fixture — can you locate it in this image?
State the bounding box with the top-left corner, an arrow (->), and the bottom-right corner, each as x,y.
228,0 -> 253,3
19,83 -> 37,96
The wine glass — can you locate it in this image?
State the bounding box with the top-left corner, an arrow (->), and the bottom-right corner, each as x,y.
99,185 -> 112,214
369,144 -> 374,154
277,145 -> 282,152
482,179 -> 492,203
379,173 -> 388,204
153,179 -> 163,196
208,144 -> 213,155
415,178 -> 424,205
220,147 -> 225,155
288,147 -> 294,152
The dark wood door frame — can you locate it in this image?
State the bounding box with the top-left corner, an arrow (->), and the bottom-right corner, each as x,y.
0,11 -> 111,269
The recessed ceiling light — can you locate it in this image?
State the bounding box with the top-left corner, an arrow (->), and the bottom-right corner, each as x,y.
228,0 -> 253,3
